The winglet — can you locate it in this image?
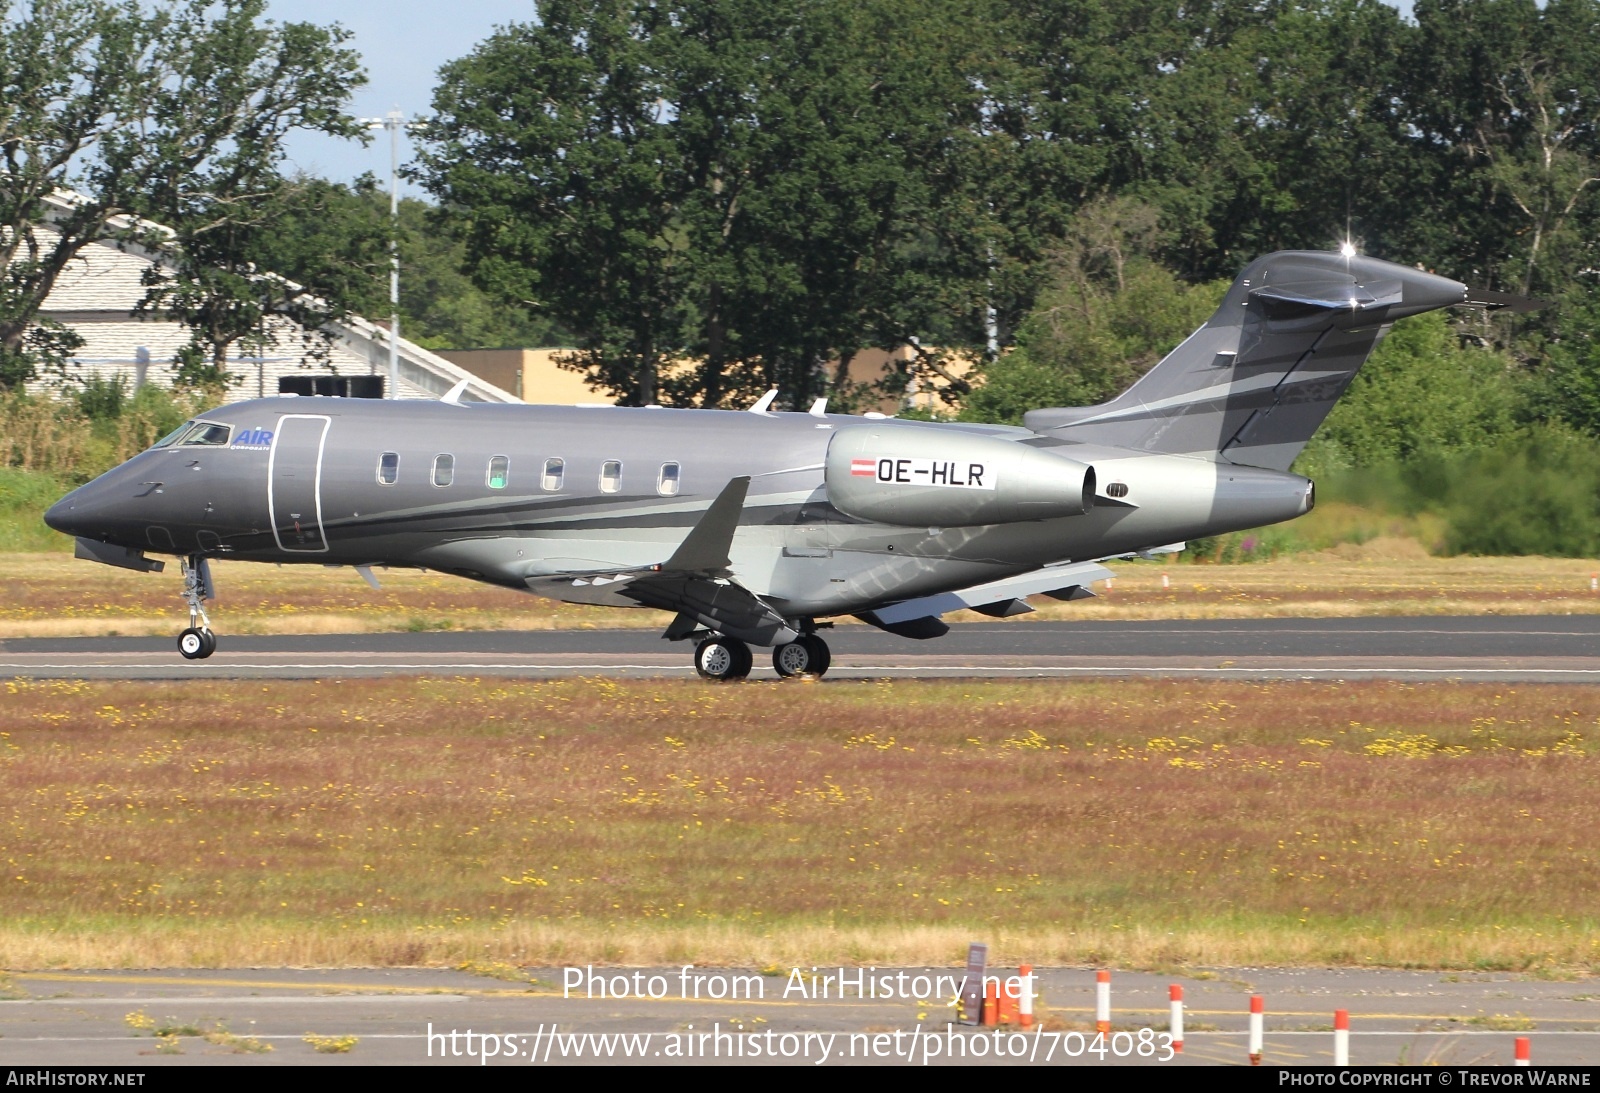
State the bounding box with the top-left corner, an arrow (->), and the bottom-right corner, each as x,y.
748,389 -> 778,414
440,378 -> 471,404
663,476 -> 750,572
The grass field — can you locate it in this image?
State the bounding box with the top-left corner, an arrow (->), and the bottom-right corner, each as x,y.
6,547 -> 1600,639
2,677 -> 1597,971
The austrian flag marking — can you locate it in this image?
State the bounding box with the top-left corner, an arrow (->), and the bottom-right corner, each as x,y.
850,458 -> 877,477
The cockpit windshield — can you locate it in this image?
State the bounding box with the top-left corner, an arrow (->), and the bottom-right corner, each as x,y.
149,419 -> 236,452
151,421 -> 193,449
177,421 -> 232,446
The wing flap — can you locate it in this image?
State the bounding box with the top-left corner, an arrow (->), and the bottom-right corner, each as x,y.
865,560 -> 1113,627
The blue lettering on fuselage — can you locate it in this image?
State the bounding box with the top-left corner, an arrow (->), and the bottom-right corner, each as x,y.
230,428 -> 274,450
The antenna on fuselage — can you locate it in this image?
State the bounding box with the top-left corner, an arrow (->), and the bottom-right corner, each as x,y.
808,397 -> 828,416
747,388 -> 779,414
440,378 -> 471,404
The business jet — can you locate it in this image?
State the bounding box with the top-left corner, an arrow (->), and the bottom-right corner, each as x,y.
44,250 -> 1497,678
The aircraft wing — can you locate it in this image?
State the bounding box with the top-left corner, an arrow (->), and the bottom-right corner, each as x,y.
856,560 -> 1114,639
522,476 -> 800,646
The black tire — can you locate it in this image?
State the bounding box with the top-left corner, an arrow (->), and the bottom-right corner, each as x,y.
773,635 -> 830,678
729,639 -> 753,679
199,629 -> 217,658
799,634 -> 831,678
178,627 -> 213,660
695,636 -> 751,680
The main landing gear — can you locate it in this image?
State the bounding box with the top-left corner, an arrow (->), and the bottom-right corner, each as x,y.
691,633 -> 832,680
694,635 -> 753,680
176,555 -> 217,661
772,635 -> 831,679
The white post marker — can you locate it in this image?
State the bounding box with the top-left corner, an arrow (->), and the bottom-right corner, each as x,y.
1248,994 -> 1264,1066
1334,1009 -> 1349,1066
1169,984 -> 1184,1053
1161,572 -> 1171,590
1019,964 -> 1034,1030
1095,970 -> 1111,1035
1515,1037 -> 1531,1066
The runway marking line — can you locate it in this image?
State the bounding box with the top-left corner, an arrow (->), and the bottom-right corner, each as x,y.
9,972 -> 897,1009
8,663 -> 1600,676
5,1031 -> 1598,1042
12,975 -> 1600,1025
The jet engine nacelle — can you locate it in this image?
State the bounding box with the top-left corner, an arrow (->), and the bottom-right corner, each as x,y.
825,424 -> 1096,527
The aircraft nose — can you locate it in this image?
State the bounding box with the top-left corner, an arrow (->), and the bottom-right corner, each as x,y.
44,475 -> 140,541
43,489 -> 86,536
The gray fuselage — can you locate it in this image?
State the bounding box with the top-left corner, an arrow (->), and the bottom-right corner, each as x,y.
47,396 -> 1312,624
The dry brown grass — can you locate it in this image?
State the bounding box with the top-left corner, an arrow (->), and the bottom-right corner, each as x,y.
0,553 -> 652,637
6,550 -> 1600,639
2,677 -> 1598,970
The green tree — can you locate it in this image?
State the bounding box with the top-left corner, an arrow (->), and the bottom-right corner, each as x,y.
416,0 -> 1008,407
1295,310 -> 1524,474
417,0 -> 691,405
1397,0 -> 1600,296
961,201 -> 1226,424
138,176 -> 388,387
0,0 -> 366,390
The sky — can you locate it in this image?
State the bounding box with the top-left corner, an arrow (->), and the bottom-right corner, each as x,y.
266,1 -> 539,196
268,0 -> 1415,199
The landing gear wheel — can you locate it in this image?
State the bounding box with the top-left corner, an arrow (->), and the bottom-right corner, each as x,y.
800,634 -> 830,677
178,627 -> 215,660
773,635 -> 831,679
176,555 -> 218,661
695,636 -> 752,681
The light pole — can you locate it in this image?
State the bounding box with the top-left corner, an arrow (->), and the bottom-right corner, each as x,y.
363,109 -> 405,398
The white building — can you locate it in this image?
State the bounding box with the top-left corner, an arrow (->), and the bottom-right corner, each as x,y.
26,192 -> 519,404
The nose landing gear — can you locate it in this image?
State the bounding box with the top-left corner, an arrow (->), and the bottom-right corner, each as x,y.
176,555 -> 217,660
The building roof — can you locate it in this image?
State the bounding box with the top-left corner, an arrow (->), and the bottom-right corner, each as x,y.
28,191 -> 521,404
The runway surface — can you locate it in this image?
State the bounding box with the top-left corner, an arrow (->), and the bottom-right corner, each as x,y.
2,966 -> 1596,1067
4,616 -> 1600,681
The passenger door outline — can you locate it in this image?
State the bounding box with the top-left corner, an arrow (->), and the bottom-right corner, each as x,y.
267,414 -> 332,553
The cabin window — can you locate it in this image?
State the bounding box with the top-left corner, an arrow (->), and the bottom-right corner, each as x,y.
657,462 -> 681,496
432,454 -> 455,487
542,457 -> 564,492
487,455 -> 509,489
377,452 -> 399,485
178,421 -> 232,446
600,460 -> 622,494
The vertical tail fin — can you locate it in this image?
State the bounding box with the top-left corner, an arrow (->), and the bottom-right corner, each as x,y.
1023,251 -> 1467,471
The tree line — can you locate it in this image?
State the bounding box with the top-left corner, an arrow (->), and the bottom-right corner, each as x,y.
6,3 -> 1600,457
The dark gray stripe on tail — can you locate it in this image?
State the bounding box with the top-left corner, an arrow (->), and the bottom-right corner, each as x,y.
1024,251 -> 1467,471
